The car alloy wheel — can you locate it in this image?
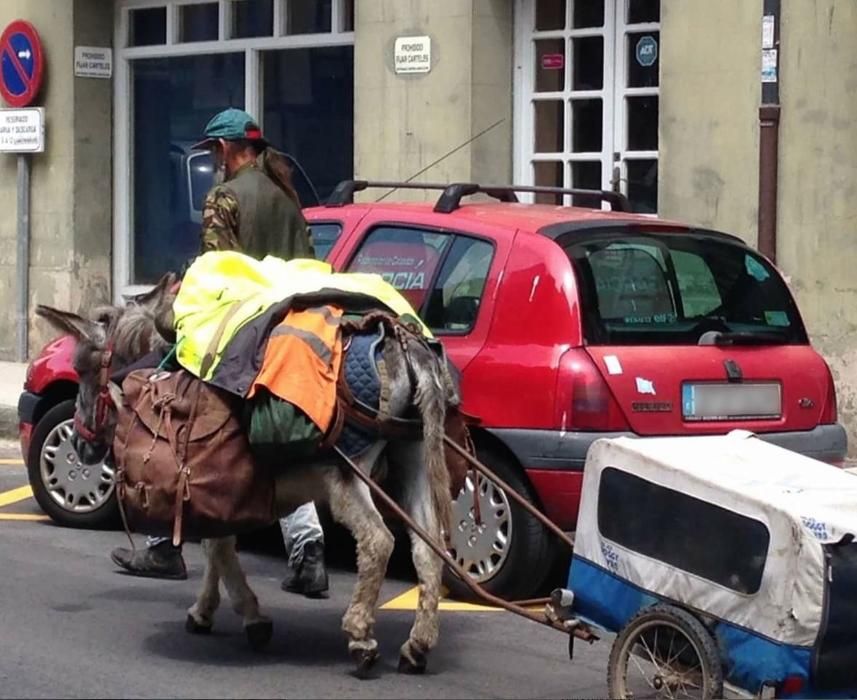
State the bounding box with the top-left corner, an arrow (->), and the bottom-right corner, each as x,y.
39,416 -> 115,514
448,470 -> 513,582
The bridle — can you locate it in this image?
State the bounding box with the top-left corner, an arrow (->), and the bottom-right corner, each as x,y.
73,344 -> 115,445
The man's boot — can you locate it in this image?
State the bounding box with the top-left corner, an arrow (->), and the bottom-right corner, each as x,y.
281,540 -> 329,598
110,540 -> 188,580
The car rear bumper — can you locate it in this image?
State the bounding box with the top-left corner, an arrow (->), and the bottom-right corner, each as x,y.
488,424 -> 849,529
755,423 -> 848,464
489,423 -> 848,473
486,428 -> 631,472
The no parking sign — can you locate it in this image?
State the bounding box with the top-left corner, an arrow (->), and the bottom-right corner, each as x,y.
0,20 -> 44,107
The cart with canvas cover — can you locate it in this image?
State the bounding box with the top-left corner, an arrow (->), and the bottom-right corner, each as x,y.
567,430 -> 857,699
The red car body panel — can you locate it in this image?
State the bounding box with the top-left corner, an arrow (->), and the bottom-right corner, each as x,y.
20,200 -> 846,535
25,335 -> 80,394
307,200 -> 846,528
19,334 -> 80,464
585,345 -> 833,435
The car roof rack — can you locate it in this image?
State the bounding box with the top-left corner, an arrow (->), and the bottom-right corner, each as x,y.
325,180 -> 520,208
325,180 -> 631,213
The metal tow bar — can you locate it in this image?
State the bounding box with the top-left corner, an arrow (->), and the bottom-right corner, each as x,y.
332,443 -> 597,642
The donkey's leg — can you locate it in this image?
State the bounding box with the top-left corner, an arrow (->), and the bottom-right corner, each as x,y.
324,463 -> 395,675
387,443 -> 445,674
186,537 -> 221,634
209,535 -> 274,650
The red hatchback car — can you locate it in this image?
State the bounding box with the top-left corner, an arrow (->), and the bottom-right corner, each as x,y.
19,181 -> 847,601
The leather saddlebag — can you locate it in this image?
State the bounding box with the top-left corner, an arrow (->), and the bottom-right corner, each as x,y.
113,368 -> 275,545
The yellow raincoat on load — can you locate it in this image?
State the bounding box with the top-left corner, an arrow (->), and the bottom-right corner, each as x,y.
173,251 -> 430,384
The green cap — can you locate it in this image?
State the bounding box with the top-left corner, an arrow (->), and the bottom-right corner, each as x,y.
191,108 -> 268,150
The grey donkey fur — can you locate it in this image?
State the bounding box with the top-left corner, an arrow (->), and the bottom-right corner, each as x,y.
36,274 -> 457,677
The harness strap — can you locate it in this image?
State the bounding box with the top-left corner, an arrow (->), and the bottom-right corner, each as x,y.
172,375 -> 204,547
198,297 -> 255,381
116,377 -> 148,555
318,398 -> 347,452
335,364 -> 422,440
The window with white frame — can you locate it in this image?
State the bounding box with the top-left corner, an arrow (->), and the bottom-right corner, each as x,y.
514,0 -> 660,213
114,0 -> 355,289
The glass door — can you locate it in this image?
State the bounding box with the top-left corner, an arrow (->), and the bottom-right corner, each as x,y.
516,0 -> 661,212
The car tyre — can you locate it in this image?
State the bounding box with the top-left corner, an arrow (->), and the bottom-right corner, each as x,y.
443,446 -> 555,601
27,399 -> 119,529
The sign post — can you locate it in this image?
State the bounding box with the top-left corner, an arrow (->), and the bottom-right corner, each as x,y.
0,19 -> 44,361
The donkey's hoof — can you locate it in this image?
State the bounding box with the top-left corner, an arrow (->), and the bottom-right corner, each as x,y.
350,647 -> 380,679
398,644 -> 428,675
185,614 -> 212,635
245,619 -> 273,651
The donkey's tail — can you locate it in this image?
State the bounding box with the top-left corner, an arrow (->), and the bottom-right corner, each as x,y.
409,342 -> 454,536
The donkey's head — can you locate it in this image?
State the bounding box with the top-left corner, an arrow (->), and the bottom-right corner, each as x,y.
35,272 -> 179,465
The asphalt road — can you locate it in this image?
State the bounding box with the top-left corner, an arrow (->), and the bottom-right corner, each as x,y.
0,441 -> 612,699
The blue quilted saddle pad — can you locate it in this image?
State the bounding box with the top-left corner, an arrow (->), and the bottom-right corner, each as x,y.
336,326 -> 385,457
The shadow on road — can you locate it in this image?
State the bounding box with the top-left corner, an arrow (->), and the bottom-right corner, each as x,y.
139,606 -> 437,677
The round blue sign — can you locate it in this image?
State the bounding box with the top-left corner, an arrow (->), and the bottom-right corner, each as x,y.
0,20 -> 44,107
635,35 -> 658,68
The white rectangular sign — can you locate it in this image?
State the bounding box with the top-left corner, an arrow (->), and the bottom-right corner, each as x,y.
394,35 -> 431,74
761,48 -> 778,83
762,15 -> 775,49
0,108 -> 45,153
74,46 -> 113,79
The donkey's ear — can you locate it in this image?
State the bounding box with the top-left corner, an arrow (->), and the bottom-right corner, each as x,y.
35,305 -> 100,342
132,272 -> 178,309
89,305 -> 120,329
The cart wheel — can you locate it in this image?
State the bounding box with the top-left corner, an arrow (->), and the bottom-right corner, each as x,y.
607,604 -> 723,700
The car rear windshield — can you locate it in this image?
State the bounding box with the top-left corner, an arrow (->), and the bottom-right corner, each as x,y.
566,230 -> 808,346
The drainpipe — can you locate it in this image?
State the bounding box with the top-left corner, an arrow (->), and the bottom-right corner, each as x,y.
757,0 -> 781,263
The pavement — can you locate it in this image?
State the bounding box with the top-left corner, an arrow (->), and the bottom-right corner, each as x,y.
0,360 -> 27,442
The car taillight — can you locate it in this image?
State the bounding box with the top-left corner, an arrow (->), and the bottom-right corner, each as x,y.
566,351 -> 629,432
820,363 -> 838,425
780,675 -> 805,696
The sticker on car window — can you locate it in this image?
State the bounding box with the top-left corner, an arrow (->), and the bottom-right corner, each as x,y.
622,313 -> 677,325
764,310 -> 789,327
745,255 -> 770,282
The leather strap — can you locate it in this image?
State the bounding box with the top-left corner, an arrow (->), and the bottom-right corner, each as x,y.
318,398 -> 347,451
172,374 -> 204,547
198,297 -> 256,381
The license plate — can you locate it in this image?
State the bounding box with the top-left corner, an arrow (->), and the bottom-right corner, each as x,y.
682,382 -> 781,421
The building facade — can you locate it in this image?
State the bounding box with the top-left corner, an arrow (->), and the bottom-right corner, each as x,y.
2,0 -> 857,450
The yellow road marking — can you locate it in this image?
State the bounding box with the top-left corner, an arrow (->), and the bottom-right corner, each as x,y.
0,485 -> 33,508
0,513 -> 49,522
381,586 -> 542,612
0,459 -> 24,466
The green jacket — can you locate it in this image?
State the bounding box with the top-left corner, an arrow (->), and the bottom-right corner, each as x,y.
200,162 -> 314,260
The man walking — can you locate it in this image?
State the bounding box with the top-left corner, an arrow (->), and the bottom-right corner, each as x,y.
110,108 -> 329,598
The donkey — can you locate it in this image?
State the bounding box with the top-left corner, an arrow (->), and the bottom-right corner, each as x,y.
36,273 -> 457,676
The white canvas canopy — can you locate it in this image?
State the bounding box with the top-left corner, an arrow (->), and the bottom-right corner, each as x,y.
574,430 -> 857,647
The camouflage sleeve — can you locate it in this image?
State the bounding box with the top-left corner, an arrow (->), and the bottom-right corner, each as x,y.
200,186 -> 242,253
